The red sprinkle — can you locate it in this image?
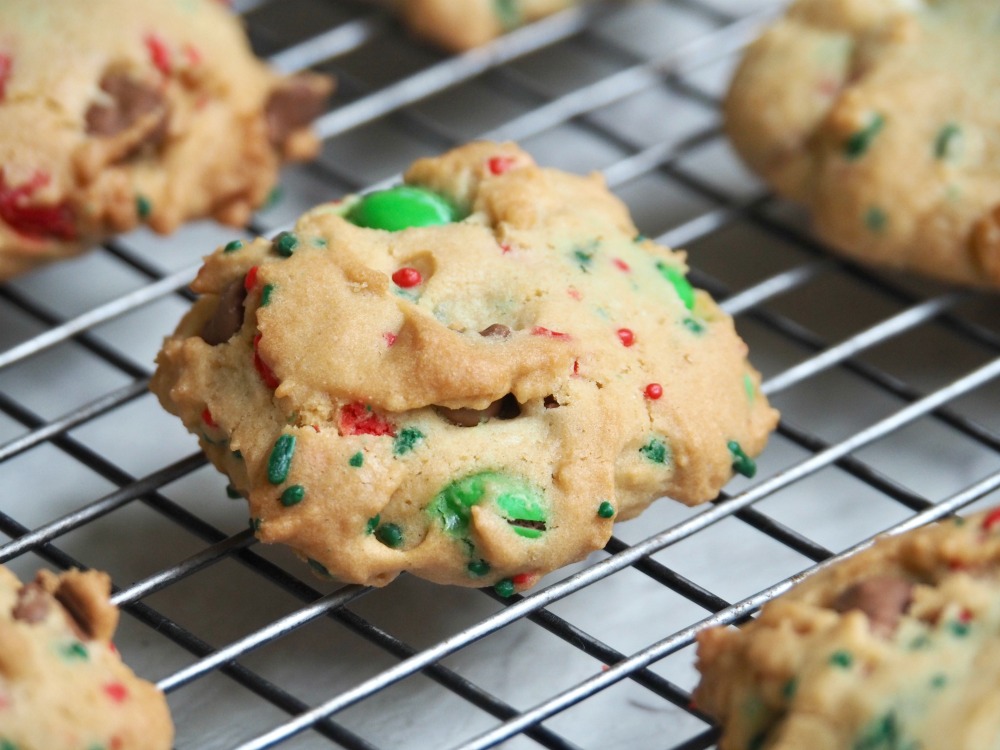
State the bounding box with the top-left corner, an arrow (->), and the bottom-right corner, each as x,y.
959,608 -> 974,623
531,326 -> 571,341
103,683 -> 129,703
0,54 -> 11,101
612,258 -> 630,272
145,34 -> 172,76
383,332 -> 398,347
617,328 -> 635,347
488,156 -> 517,175
982,508 -> 1000,532
0,170 -> 76,240
644,383 -> 663,400
567,287 -> 582,301
201,408 -> 217,427
499,242 -> 513,255
392,267 -> 422,288
339,402 -> 396,437
572,359 -> 580,376
183,44 -> 203,66
244,265 -> 259,291
110,737 -> 124,750
253,334 -> 280,389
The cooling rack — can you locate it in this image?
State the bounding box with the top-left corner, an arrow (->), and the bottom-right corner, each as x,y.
3,0 -> 1000,747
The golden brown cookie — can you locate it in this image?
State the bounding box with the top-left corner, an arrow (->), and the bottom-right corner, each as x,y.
396,0 -> 577,51
150,141 -> 778,595
695,507 -> 1000,750
725,0 -> 1000,287
0,0 -> 333,279
0,565 -> 173,749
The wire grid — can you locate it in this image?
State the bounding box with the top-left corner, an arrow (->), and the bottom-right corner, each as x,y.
2,0 -> 1000,748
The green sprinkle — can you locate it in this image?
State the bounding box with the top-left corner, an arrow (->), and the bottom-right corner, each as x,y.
743,373 -> 756,403
844,113 -> 885,160
639,438 -> 668,464
345,185 -> 460,231
365,515 -> 381,534
467,560 -> 491,577
829,650 -> 853,668
930,673 -> 947,690
633,233 -> 647,243
782,678 -> 797,699
865,206 -> 888,233
264,185 -> 283,210
494,0 -> 520,29
261,284 -> 275,306
349,451 -> 364,467
136,194 -> 152,219
854,713 -> 900,750
909,634 -> 931,650
573,247 -> 594,272
307,558 -> 331,577
494,578 -> 516,597
656,261 -> 695,310
311,237 -> 328,248
375,523 -> 404,548
682,318 -> 705,335
728,440 -> 757,478
60,641 -> 89,661
224,239 -> 245,253
949,620 -> 971,637
249,517 -> 262,532
273,231 -> 299,257
393,427 -> 424,456
934,123 -> 962,161
597,501 -> 616,519
267,434 -> 296,485
225,483 -> 242,499
1,742 -> 18,750
280,485 -> 306,507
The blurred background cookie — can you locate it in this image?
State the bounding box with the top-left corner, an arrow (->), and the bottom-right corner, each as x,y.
0,0 -> 333,279
725,0 -> 1000,287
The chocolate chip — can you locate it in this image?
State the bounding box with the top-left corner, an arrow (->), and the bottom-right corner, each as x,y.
265,73 -> 331,148
479,324 -> 511,338
833,576 -> 913,637
85,72 -> 167,148
12,583 -> 50,624
543,395 -> 559,409
437,399 -> 503,427
200,279 -> 247,345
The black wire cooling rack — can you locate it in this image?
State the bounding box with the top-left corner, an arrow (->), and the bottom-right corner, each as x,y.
3,1 -> 1000,747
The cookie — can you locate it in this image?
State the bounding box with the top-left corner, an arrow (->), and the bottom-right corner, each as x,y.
724,0 -> 1000,287
150,141 -> 778,594
396,0 -> 577,51
0,0 -> 333,279
0,565 -> 173,749
695,507 -> 1000,750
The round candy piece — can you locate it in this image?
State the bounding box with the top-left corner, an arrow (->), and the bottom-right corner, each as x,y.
345,185 -> 458,231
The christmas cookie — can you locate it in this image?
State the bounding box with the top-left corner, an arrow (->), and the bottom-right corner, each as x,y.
0,0 -> 333,279
150,141 -> 778,594
695,507 -> 1000,750
0,565 -> 173,749
396,0 -> 578,51
725,0 -> 1000,287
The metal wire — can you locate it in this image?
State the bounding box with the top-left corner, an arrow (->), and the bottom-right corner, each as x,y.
2,1 -> 999,748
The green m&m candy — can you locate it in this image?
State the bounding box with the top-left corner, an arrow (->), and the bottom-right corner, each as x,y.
345,186 -> 459,231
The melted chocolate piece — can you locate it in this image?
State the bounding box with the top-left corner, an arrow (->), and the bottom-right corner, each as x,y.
437,394 -> 520,427
86,72 -> 167,147
200,280 -> 247,345
479,323 -> 511,339
265,74 -> 330,147
543,395 -> 559,409
833,575 -> 914,636
11,583 -> 49,624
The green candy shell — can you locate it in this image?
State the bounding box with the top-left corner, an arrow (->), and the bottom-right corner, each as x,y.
345,186 -> 458,231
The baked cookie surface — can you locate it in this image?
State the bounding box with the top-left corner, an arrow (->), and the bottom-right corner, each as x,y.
0,565 -> 173,750
695,507 -> 1000,750
0,0 -> 332,279
396,0 -> 578,51
725,0 -> 1000,287
151,141 -> 778,593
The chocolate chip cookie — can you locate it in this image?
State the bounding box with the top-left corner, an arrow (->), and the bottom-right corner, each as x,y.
397,0 -> 577,51
725,0 -> 1000,287
0,565 -> 173,749
150,141 -> 778,595
0,0 -> 332,278
696,506 -> 1000,750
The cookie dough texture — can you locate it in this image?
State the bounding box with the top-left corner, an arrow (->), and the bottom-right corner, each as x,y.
0,565 -> 173,749
725,0 -> 1000,287
151,141 -> 778,592
695,508 -> 1000,750
0,0 -> 332,279
396,0 -> 578,51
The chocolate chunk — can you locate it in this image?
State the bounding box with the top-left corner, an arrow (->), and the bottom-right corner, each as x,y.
12,583 -> 50,624
265,73 -> 331,148
86,72 -> 167,147
200,279 -> 248,345
543,395 -> 559,409
479,324 -> 511,338
833,576 -> 913,636
438,399 -> 504,427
